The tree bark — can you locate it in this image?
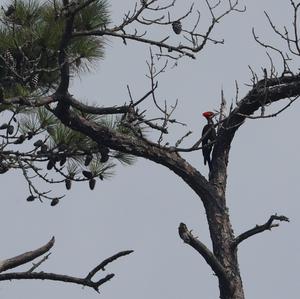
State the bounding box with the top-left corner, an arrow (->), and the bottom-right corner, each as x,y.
205,200 -> 244,299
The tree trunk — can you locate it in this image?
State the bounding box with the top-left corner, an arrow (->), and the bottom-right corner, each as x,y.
204,196 -> 245,299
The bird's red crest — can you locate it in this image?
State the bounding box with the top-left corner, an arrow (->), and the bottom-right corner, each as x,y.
202,111 -> 215,119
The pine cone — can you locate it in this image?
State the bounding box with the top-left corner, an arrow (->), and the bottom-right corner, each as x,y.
7,125 -> 14,135
84,154 -> 93,166
29,74 -> 39,89
47,159 -> 55,170
26,195 -> 36,202
65,179 -> 72,190
82,170 -> 93,179
172,20 -> 182,35
4,5 -> 15,17
3,49 -> 16,69
89,178 -> 96,190
51,198 -> 59,206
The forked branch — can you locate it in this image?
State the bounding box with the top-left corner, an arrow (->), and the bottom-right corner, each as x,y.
0,237 -> 133,292
72,0 -> 245,60
0,237 -> 55,273
233,214 -> 289,248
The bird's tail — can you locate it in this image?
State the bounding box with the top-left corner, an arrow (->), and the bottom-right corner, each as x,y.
207,159 -> 212,172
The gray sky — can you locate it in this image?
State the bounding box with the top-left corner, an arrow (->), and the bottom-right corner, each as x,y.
1,1 -> 299,298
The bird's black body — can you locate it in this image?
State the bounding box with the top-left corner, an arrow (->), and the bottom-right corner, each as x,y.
202,118 -> 216,171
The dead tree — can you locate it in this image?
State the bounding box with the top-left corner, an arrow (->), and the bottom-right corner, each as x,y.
0,1 -> 299,298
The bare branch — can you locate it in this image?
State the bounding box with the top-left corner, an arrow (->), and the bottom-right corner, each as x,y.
72,0 -> 245,60
233,214 -> 290,248
217,89 -> 227,132
0,237 -> 133,292
178,223 -> 229,285
252,27 -> 290,74
237,96 -> 298,119
175,131 -> 192,147
86,250 -> 134,280
73,29 -> 196,59
27,253 -> 51,273
57,83 -> 158,116
0,271 -> 114,292
0,237 -> 55,273
210,74 -> 300,186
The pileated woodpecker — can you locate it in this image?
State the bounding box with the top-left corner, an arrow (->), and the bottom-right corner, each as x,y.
202,111 -> 216,171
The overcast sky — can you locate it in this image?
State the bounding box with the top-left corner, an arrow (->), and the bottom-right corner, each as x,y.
1,1 -> 299,299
